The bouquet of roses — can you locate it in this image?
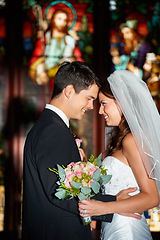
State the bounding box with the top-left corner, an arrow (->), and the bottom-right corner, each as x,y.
49,153 -> 111,201
49,153 -> 112,225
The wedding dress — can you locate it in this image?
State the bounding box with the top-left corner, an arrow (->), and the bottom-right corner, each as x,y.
101,156 -> 153,240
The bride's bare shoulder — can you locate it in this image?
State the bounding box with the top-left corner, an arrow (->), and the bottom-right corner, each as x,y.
122,133 -> 137,155
122,133 -> 135,144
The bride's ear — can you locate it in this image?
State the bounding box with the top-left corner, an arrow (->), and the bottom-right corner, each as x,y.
64,85 -> 75,99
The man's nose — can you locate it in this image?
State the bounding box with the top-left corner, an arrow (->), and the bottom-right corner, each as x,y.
88,101 -> 94,110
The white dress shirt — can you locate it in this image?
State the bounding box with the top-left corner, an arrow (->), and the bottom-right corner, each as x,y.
45,104 -> 69,128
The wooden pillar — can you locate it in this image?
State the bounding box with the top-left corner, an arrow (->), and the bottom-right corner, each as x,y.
92,0 -> 110,156
4,1 -> 23,239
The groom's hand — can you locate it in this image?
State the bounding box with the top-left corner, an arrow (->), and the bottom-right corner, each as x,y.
118,212 -> 142,219
78,148 -> 86,162
90,220 -> 97,230
116,187 -> 142,219
116,187 -> 137,201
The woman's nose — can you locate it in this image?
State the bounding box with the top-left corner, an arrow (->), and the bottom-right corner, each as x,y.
99,105 -> 103,115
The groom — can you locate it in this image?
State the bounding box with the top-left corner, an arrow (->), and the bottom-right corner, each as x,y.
22,61 -> 138,240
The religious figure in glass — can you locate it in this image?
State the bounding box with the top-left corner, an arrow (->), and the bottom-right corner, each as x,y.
28,3 -> 83,85
110,19 -> 153,79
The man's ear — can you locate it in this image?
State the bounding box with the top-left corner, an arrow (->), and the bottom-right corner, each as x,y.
64,85 -> 75,98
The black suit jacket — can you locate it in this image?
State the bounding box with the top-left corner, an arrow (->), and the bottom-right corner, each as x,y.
22,108 -> 115,240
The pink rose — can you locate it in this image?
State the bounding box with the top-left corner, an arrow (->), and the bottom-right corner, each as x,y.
75,170 -> 82,178
89,166 -> 99,177
75,139 -> 83,148
79,163 -> 85,169
88,179 -> 94,187
64,178 -> 71,188
65,170 -> 75,181
68,162 -> 74,168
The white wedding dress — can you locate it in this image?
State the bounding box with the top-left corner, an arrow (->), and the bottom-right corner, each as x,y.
101,156 -> 153,240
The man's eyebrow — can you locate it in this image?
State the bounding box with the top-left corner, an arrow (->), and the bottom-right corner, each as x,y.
89,95 -> 97,100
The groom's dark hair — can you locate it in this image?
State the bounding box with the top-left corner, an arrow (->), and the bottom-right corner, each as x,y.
51,61 -> 101,99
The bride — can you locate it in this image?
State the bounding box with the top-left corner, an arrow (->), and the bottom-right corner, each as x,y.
79,70 -> 160,239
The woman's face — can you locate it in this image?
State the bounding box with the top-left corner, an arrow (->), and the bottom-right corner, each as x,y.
99,92 -> 122,127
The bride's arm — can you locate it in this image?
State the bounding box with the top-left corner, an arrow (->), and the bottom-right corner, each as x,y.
79,134 -> 160,217
120,134 -> 160,212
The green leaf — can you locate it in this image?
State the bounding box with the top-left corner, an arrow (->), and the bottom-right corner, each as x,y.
81,186 -> 91,195
92,169 -> 101,181
91,181 -> 100,194
70,181 -> 82,189
96,153 -> 102,167
56,188 -> 64,191
100,165 -> 107,175
57,164 -> 66,182
56,181 -> 61,185
88,154 -> 95,163
101,175 -> 112,184
67,195 -> 74,200
78,192 -> 87,201
55,190 -> 66,199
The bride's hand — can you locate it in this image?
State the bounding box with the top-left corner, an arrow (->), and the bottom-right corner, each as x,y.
78,199 -> 104,217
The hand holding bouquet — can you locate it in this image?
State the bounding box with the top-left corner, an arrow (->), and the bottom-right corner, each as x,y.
49,153 -> 112,225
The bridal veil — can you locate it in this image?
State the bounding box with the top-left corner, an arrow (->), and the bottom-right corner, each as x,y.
107,70 -> 160,194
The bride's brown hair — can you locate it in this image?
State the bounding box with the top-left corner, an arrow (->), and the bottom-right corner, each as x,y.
100,81 -> 131,156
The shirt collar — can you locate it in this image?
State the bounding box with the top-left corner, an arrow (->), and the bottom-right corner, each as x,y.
45,104 -> 69,128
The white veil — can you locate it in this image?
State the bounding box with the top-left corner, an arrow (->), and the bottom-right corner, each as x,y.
107,70 -> 160,193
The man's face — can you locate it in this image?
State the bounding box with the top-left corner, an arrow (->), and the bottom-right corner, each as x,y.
53,12 -> 68,32
121,27 -> 135,41
68,83 -> 99,120
121,27 -> 136,54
